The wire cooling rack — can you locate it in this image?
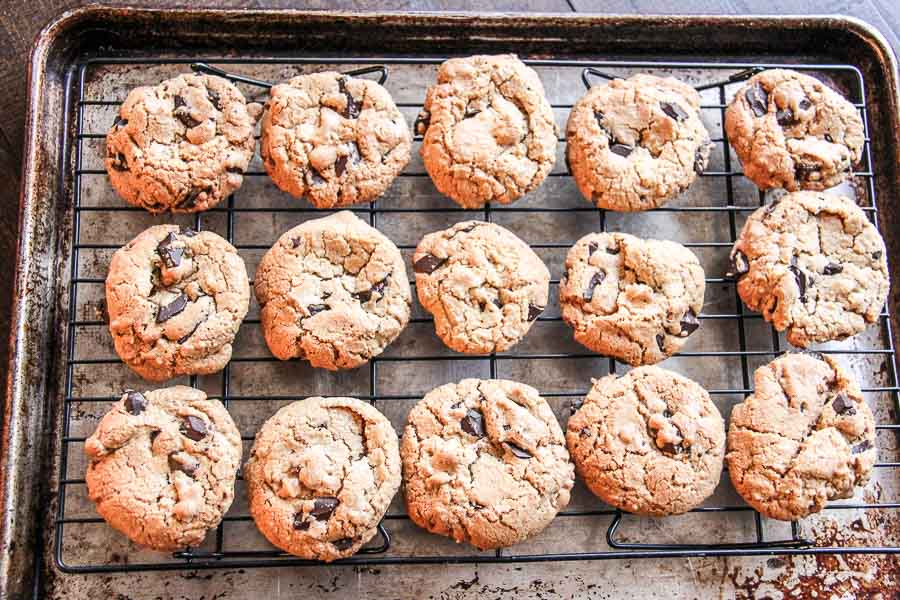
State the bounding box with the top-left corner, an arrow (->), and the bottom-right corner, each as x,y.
53,55 -> 900,573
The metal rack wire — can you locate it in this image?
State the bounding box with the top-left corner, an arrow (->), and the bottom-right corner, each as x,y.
53,55 -> 900,573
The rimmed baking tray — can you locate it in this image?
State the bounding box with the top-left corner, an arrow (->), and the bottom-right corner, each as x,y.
3,7 -> 899,599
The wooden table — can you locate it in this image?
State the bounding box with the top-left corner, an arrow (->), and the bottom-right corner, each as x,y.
1,2 -> 898,598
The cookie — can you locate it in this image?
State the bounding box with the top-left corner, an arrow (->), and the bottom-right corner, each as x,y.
254,211 -> 411,369
724,69 -> 864,191
418,54 -> 557,208
729,192 -> 888,347
413,221 -> 549,354
559,232 -> 706,366
245,397 -> 401,561
106,73 -> 260,213
727,353 -> 877,521
85,386 -> 242,551
260,71 -> 411,208
106,225 -> 250,381
566,367 -> 725,516
401,379 -> 574,549
565,74 -> 712,211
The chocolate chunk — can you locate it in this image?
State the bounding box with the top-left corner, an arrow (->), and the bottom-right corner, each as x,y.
588,242 -> 598,256
660,101 -> 688,121
113,115 -> 128,129
291,237 -> 302,249
168,453 -> 198,477
180,415 -> 208,441
789,264 -> 808,302
832,393 -> 857,416
332,537 -> 355,550
338,77 -> 362,119
307,304 -> 328,316
414,254 -> 446,274
798,97 -> 812,111
354,276 -> 389,303
824,133 -> 834,143
583,270 -> 606,301
527,304 -> 543,321
728,250 -> 750,278
570,400 -> 583,415
694,148 -> 706,174
178,187 -> 206,209
308,168 -> 327,186
872,250 -> 882,260
746,84 -> 769,117
207,89 -> 222,111
579,427 -> 591,438
173,95 -> 202,128
460,409 -> 484,438
157,232 -> 184,269
110,152 -> 129,172
310,497 -> 339,520
335,142 -> 361,177
593,110 -> 605,128
225,166 -> 244,174
609,143 -> 633,158
656,333 -> 666,352
157,293 -> 188,323
414,111 -> 431,135
657,441 -> 684,455
776,108 -> 794,126
149,430 -> 160,444
506,443 -> 532,459
293,514 -> 311,531
794,161 -> 820,182
852,439 -> 872,454
123,390 -> 147,415
606,245 -> 620,255
679,309 -> 700,337
180,227 -> 197,237
823,262 -> 843,275
464,108 -> 481,119
492,298 -> 503,309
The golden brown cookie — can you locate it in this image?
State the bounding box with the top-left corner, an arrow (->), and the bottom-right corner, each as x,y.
418,54 -> 557,208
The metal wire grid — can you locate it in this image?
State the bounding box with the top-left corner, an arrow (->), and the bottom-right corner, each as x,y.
52,55 -> 900,573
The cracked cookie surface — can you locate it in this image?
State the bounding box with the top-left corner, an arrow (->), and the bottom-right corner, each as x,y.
418,54 -> 557,208
413,221 -> 549,354
560,232 -> 706,366
260,71 -> 412,208
401,379 -> 574,549
566,367 -> 725,515
729,192 -> 888,347
254,211 -> 411,369
727,353 -> 876,521
724,69 -> 864,191
85,386 -> 242,551
106,73 -> 260,213
565,74 -> 712,211
106,225 -> 250,381
245,397 -> 401,561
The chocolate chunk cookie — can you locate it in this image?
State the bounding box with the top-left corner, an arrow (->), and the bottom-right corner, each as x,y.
565,74 -> 712,211
727,353 -> 876,521
245,397 -> 401,561
560,232 -> 706,365
413,221 -> 550,354
260,71 -> 411,208
254,211 -> 411,369
106,74 -> 260,213
729,192 -> 888,347
106,225 -> 250,381
85,386 -> 242,551
418,54 -> 557,208
567,367 -> 725,515
401,379 -> 574,549
725,69 -> 864,191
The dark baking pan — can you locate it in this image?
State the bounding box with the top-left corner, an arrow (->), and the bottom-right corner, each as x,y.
3,7 -> 899,599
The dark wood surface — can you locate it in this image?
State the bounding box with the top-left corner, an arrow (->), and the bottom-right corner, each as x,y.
0,0 -> 897,406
